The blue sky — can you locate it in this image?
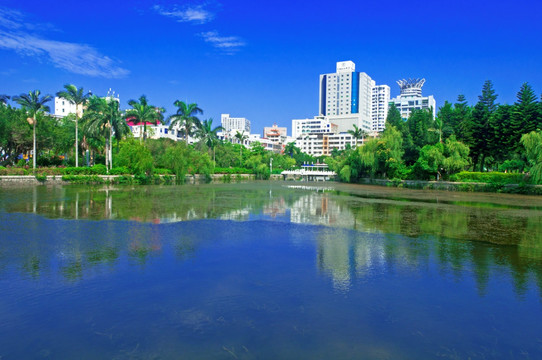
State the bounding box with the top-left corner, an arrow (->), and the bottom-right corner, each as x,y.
1,0 -> 541,135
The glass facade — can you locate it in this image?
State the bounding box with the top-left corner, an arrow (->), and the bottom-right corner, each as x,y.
351,72 -> 359,114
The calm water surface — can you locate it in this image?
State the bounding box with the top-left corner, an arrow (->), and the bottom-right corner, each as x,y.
1,182 -> 542,359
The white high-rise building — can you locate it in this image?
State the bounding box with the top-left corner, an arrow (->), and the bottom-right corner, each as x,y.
390,79 -> 436,120
372,85 -> 390,132
319,61 -> 374,133
221,114 -> 251,133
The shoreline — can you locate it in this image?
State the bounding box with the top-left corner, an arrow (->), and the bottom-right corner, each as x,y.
1,174 -> 541,195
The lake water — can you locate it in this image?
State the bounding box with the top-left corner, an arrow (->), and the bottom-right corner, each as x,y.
1,182 -> 542,359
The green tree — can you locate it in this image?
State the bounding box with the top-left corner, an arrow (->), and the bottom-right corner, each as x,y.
378,125 -> 405,179
56,84 -> 90,167
194,118 -> 223,162
0,105 -> 31,165
403,108 -> 435,165
82,96 -> 123,169
412,143 -> 445,180
214,141 -> 240,168
386,102 -> 403,131
168,101 -> 202,144
347,124 -> 367,146
234,130 -> 249,164
125,95 -> 164,142
435,101 -> 454,140
284,142 -> 301,158
442,136 -> 470,176
115,140 -> 154,176
0,95 -> 10,105
511,83 -> 539,151
12,90 -> 52,170
488,104 -> 514,164
453,95 -> 473,144
471,81 -> 499,171
521,131 -> 542,184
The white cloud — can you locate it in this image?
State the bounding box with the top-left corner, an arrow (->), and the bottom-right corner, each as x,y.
153,4 -> 214,24
0,7 -> 129,78
199,31 -> 245,54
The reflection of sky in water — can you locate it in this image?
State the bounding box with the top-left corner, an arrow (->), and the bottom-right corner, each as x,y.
1,183 -> 542,358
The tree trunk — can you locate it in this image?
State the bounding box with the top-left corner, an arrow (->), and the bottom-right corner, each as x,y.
480,154 -> 486,172
109,127 -> 113,170
33,114 -> 36,171
75,106 -> 79,167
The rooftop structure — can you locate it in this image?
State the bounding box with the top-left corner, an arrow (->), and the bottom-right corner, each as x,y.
390,78 -> 436,120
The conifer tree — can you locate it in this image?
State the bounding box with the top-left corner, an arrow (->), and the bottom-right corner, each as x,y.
385,103 -> 403,131
511,83 -> 539,149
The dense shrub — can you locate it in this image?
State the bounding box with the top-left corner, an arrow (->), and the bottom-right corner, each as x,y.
450,171 -> 525,184
214,167 -> 253,174
35,167 -> 64,175
61,175 -> 105,184
35,174 -> 47,182
0,166 -> 27,175
154,168 -> 173,175
37,155 -> 64,167
108,166 -> 131,175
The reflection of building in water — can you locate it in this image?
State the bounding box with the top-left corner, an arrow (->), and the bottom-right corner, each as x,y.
290,193 -> 355,227
317,228 -> 386,292
317,229 -> 352,292
263,198 -> 287,218
220,209 -> 251,221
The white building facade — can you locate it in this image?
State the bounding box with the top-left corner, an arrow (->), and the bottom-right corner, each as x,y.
54,97 -> 79,118
372,85 -> 390,132
389,79 -> 436,120
292,116 -> 356,156
221,114 -> 251,133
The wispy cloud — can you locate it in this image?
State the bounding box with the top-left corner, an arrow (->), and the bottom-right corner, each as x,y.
0,7 -> 129,78
153,4 -> 214,24
199,31 -> 245,54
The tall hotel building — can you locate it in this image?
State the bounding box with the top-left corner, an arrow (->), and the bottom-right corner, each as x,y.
319,61 -> 375,133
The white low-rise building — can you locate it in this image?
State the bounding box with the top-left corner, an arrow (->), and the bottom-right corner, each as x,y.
292,116 -> 357,156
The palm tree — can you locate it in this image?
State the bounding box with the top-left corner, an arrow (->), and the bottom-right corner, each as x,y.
56,84 -> 90,167
112,110 -> 131,153
347,124 -> 367,147
234,130 -> 248,164
125,95 -> 164,142
195,118 -> 224,162
284,142 -> 300,158
13,90 -> 52,170
430,116 -> 444,143
83,95 -> 123,170
0,94 -> 10,105
168,101 -> 202,144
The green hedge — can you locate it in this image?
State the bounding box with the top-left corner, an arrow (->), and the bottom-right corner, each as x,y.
0,166 -> 27,175
450,171 -> 526,184
154,168 -> 173,175
214,167 -> 254,174
108,166 -> 131,175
